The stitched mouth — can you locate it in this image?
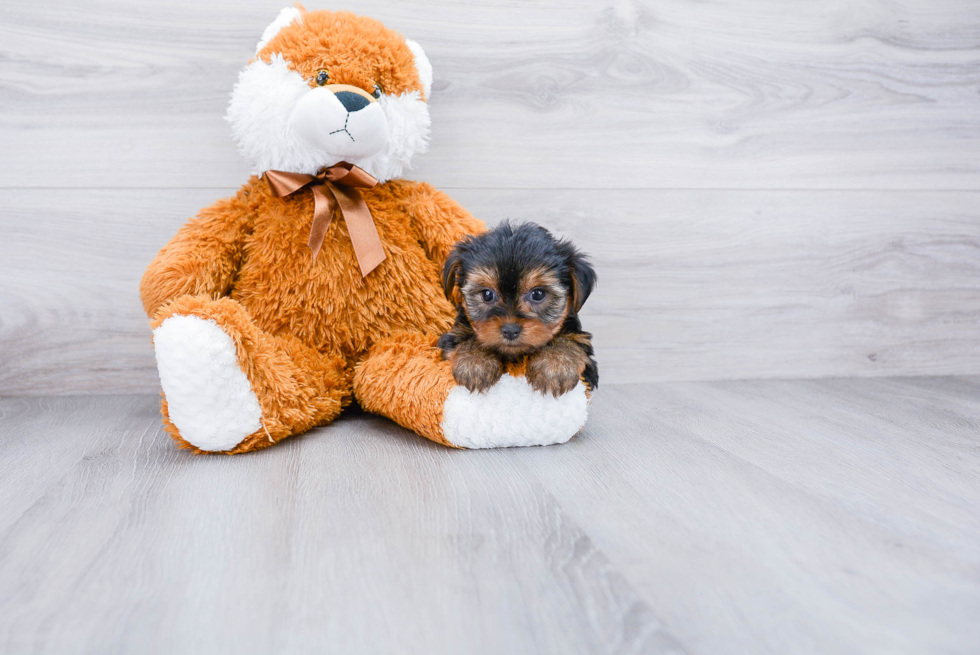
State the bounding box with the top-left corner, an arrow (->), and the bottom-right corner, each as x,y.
328,113 -> 355,142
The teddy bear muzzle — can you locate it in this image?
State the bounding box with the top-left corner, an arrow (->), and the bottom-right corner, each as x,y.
291,84 -> 389,159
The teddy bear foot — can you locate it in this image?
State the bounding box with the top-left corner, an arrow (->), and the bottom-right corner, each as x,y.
152,315 -> 263,452
440,374 -> 590,449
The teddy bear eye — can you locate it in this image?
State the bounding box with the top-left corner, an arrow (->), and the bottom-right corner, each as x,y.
481,289 -> 495,302
371,84 -> 383,99
529,288 -> 546,302
315,70 -> 329,86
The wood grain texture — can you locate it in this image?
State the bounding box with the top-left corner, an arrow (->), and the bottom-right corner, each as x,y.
0,0 -> 978,189
519,376 -> 980,654
2,3 -> 977,652
1,188 -> 978,394
0,394 -> 683,655
1,378 -> 978,653
1,0 -> 978,390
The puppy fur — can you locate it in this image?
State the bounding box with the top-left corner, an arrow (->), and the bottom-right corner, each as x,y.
438,222 -> 598,396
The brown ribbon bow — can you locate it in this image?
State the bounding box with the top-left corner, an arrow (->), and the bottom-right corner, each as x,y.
263,162 -> 385,277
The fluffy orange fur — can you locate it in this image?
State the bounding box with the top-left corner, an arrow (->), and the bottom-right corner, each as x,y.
141,9 -> 484,452
258,11 -> 426,99
143,173 -> 484,452
142,173 -> 484,453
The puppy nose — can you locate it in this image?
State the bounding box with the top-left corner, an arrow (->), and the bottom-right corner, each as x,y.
334,90 -> 370,112
501,323 -> 522,341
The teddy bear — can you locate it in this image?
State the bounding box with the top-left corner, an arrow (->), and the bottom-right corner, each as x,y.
139,6 -> 591,454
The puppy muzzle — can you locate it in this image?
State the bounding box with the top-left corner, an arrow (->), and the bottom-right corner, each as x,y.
500,323 -> 522,341
291,84 -> 389,159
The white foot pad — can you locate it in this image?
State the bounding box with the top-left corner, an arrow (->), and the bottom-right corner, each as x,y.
153,315 -> 263,452
441,374 -> 589,449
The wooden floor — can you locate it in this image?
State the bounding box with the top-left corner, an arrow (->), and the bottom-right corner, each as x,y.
1,377 -> 978,654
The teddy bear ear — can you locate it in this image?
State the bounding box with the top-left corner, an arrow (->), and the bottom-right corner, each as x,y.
255,7 -> 303,55
404,39 -> 433,99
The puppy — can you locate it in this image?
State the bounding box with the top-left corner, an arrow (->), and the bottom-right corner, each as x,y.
438,221 -> 598,397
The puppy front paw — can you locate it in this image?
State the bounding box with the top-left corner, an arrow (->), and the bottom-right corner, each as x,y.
526,342 -> 590,398
451,342 -> 504,393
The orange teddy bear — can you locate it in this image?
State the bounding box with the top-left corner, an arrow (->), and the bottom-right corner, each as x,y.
140,7 -> 591,454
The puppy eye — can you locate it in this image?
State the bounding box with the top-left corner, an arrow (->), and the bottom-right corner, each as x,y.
529,288 -> 546,302
480,289 -> 495,302
371,84 -> 383,99
315,70 -> 329,86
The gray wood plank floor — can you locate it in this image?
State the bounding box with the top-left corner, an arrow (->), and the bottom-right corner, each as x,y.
2,378 -> 978,654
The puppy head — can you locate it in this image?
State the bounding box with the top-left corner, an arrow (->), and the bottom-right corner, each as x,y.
226,7 -> 432,182
442,222 -> 597,357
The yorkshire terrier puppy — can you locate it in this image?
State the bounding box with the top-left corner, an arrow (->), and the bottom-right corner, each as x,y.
438,221 -> 598,397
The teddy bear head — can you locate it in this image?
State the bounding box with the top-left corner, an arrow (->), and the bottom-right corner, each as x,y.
226,7 -> 433,183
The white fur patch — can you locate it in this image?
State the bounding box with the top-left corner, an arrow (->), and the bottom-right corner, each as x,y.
226,54 -> 430,182
369,91 -> 430,181
226,55 -> 330,177
441,376 -> 590,449
291,87 -> 390,159
153,316 -> 263,452
255,7 -> 301,54
405,39 -> 432,99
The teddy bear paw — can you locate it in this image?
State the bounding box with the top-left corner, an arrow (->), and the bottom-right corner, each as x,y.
440,374 -> 590,449
152,315 -> 263,452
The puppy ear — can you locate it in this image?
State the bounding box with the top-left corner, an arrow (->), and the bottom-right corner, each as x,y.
568,250 -> 597,313
441,248 -> 464,305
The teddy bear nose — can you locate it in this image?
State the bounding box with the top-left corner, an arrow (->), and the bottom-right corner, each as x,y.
501,323 -> 522,341
334,90 -> 370,113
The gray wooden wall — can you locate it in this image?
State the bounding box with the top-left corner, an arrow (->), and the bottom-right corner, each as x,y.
1,0 -> 978,395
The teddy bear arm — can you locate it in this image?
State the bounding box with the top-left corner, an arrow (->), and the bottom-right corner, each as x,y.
404,182 -> 486,265
139,192 -> 254,318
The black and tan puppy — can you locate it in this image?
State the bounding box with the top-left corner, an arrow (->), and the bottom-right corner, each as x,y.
438,222 -> 598,397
